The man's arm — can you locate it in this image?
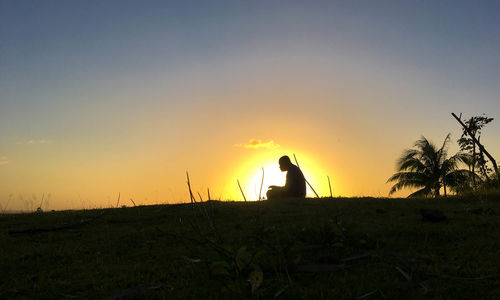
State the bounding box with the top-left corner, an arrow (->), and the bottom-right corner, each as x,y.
284,170 -> 295,193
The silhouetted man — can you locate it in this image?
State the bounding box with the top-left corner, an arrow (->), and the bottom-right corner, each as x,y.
266,155 -> 306,200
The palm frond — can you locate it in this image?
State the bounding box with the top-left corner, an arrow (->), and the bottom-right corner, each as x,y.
397,149 -> 419,167
388,172 -> 431,195
408,187 -> 432,198
398,157 -> 428,172
448,152 -> 472,166
387,171 -> 430,183
437,133 -> 451,165
388,134 -> 473,198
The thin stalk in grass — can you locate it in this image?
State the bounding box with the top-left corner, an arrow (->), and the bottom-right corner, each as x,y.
116,192 -> 120,208
1,194 -> 12,214
39,193 -> 45,209
259,167 -> 265,200
237,179 -> 247,201
293,154 -> 320,198
327,176 -> 333,198
186,171 -> 196,203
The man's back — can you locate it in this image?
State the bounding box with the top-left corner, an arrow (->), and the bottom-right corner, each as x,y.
284,164 -> 306,197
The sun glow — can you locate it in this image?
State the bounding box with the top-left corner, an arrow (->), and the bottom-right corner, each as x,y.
247,164 -> 286,200
228,150 -> 337,201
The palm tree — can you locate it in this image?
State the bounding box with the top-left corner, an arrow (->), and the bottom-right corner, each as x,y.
387,134 -> 474,198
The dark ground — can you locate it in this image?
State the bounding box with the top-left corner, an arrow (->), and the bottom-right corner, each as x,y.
1,195 -> 500,299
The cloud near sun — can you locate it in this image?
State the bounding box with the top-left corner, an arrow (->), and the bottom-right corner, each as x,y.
14,139 -> 50,145
235,139 -> 280,150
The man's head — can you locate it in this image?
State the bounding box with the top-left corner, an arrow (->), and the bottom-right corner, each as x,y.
279,155 -> 293,172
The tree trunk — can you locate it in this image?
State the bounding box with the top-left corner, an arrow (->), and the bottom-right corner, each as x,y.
472,138 -> 476,186
434,185 -> 440,198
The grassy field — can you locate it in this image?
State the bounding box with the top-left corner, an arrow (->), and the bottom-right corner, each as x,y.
1,195 -> 500,299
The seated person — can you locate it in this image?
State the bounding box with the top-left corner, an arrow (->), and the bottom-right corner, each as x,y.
267,155 -> 306,200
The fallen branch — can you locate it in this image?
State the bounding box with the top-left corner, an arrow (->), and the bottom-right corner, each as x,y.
357,290 -> 379,299
274,285 -> 289,298
60,293 -> 85,299
297,263 -> 346,273
8,212 -> 105,236
395,266 -> 411,281
102,284 -> 164,300
180,255 -> 202,263
299,244 -> 323,250
425,273 -> 500,281
341,252 -> 372,263
419,281 -> 430,295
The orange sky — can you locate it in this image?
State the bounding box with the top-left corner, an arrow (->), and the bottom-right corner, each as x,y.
1,1 -> 500,211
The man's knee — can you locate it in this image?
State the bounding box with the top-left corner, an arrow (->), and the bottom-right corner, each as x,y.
266,188 -> 282,200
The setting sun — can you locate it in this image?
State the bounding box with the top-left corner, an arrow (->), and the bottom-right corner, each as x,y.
225,149 -> 337,201
246,162 -> 286,200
